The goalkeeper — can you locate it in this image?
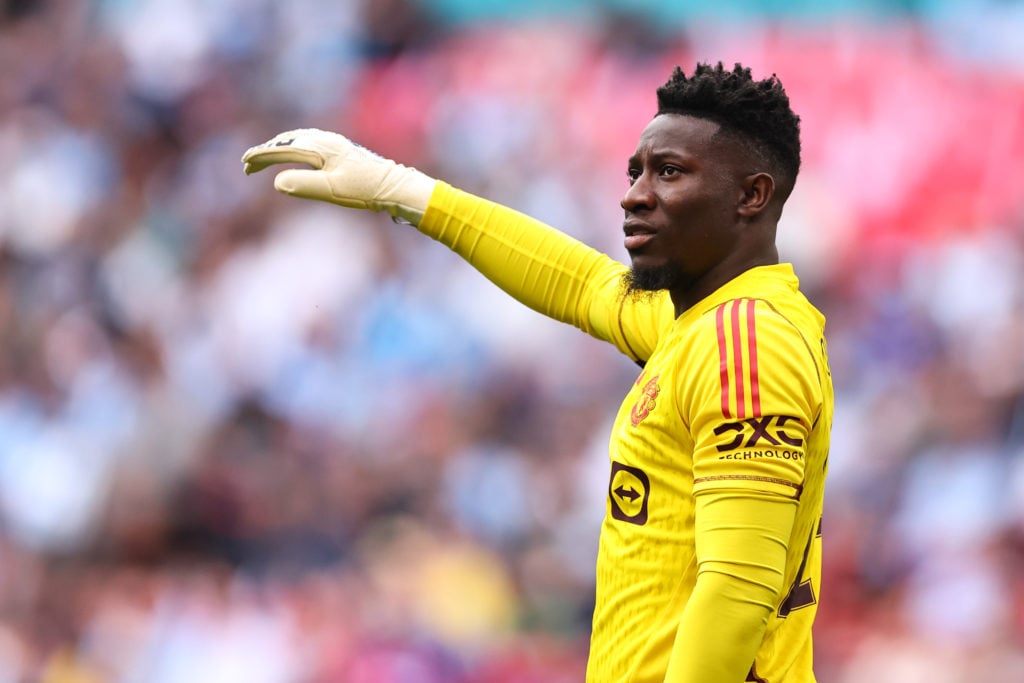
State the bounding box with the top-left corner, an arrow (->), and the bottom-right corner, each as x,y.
243,62 -> 833,683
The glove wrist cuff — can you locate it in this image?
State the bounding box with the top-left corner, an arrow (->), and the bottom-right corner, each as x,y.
376,165 -> 437,226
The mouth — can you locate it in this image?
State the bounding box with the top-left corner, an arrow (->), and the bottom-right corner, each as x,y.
623,221 -> 656,251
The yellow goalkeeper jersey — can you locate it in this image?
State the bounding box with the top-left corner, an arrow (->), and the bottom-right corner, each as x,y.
419,183 -> 832,683
590,268 -> 830,682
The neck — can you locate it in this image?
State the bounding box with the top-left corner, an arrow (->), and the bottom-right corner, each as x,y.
669,245 -> 779,317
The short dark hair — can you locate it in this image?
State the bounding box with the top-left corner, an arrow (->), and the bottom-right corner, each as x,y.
656,62 -> 802,199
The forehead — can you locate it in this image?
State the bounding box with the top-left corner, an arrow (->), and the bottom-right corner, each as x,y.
632,113 -> 724,159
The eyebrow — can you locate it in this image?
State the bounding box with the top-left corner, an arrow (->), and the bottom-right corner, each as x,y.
627,149 -> 696,167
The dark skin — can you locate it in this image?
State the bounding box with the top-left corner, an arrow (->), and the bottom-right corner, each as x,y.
622,113 -> 783,318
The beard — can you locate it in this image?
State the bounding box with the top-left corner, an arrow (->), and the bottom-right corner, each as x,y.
624,262 -> 684,294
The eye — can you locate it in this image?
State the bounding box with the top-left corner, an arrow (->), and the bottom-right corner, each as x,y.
626,168 -> 640,185
661,165 -> 683,178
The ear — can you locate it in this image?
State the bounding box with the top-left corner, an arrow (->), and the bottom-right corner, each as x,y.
737,172 -> 775,218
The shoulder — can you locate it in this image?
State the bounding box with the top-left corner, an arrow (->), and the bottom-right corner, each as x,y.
673,296 -> 824,430
688,295 -> 821,361
682,295 -> 824,397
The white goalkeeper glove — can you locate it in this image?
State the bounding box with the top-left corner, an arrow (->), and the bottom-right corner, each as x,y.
241,128 -> 437,226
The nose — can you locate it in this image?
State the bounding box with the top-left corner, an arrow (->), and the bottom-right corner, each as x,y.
621,173 -> 654,212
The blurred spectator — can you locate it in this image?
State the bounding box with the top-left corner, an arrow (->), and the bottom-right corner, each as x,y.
2,1 -> 1024,681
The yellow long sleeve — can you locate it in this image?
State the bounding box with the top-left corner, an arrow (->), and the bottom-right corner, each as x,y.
418,182 -> 672,360
664,490 -> 796,682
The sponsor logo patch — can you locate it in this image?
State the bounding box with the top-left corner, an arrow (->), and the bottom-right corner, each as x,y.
608,461 -> 650,525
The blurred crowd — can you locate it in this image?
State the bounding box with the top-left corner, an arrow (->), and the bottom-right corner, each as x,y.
2,0 -> 1024,681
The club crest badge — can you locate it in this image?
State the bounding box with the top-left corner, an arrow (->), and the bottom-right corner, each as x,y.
630,372 -> 661,426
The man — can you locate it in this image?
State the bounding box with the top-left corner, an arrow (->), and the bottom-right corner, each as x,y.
243,62 -> 833,682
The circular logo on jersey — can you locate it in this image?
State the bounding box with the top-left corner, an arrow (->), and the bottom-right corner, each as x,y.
608,461 -> 650,525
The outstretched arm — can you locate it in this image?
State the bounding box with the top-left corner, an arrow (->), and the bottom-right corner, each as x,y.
243,129 -> 671,359
421,181 -> 637,345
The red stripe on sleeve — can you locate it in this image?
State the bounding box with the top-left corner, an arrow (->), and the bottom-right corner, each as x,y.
716,303 -> 731,418
747,298 -> 761,417
731,300 -> 746,418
